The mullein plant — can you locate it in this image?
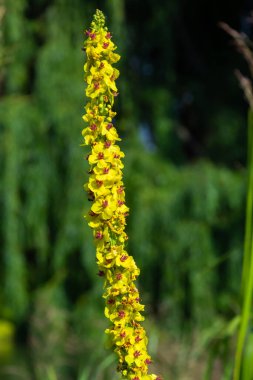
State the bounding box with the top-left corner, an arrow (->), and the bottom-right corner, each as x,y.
82,9 -> 161,380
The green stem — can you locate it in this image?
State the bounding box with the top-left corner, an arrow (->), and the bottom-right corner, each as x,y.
234,109 -> 253,380
234,240 -> 253,380
241,110 -> 253,295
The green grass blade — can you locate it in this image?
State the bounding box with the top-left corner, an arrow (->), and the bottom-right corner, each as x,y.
242,330 -> 253,380
241,110 -> 253,296
234,109 -> 253,380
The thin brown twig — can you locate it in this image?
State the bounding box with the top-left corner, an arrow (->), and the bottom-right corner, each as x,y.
219,22 -> 253,77
235,69 -> 253,109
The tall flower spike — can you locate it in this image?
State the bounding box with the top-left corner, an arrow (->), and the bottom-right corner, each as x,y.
82,10 -> 161,380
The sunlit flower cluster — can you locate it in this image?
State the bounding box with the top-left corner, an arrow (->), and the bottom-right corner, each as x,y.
82,10 -> 161,380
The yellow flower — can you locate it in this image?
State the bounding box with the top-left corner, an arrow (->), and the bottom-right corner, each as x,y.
107,51 -> 120,63
85,210 -> 101,228
93,161 -> 122,183
87,175 -> 111,196
91,195 -> 117,220
101,122 -> 121,142
93,225 -> 110,249
125,345 -> 143,367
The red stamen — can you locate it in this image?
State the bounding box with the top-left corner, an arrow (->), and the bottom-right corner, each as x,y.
95,231 -> 103,240
116,273 -> 122,280
106,123 -> 113,130
118,310 -> 125,318
103,42 -> 109,49
106,32 -> 112,39
102,200 -> 108,208
104,141 -> 111,148
103,167 -> 109,174
90,124 -> 97,131
117,186 -> 124,193
96,180 -> 103,187
134,350 -> 141,358
120,255 -> 128,262
98,152 -> 104,159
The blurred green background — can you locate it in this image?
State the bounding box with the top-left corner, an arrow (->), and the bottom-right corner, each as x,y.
0,0 -> 251,379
